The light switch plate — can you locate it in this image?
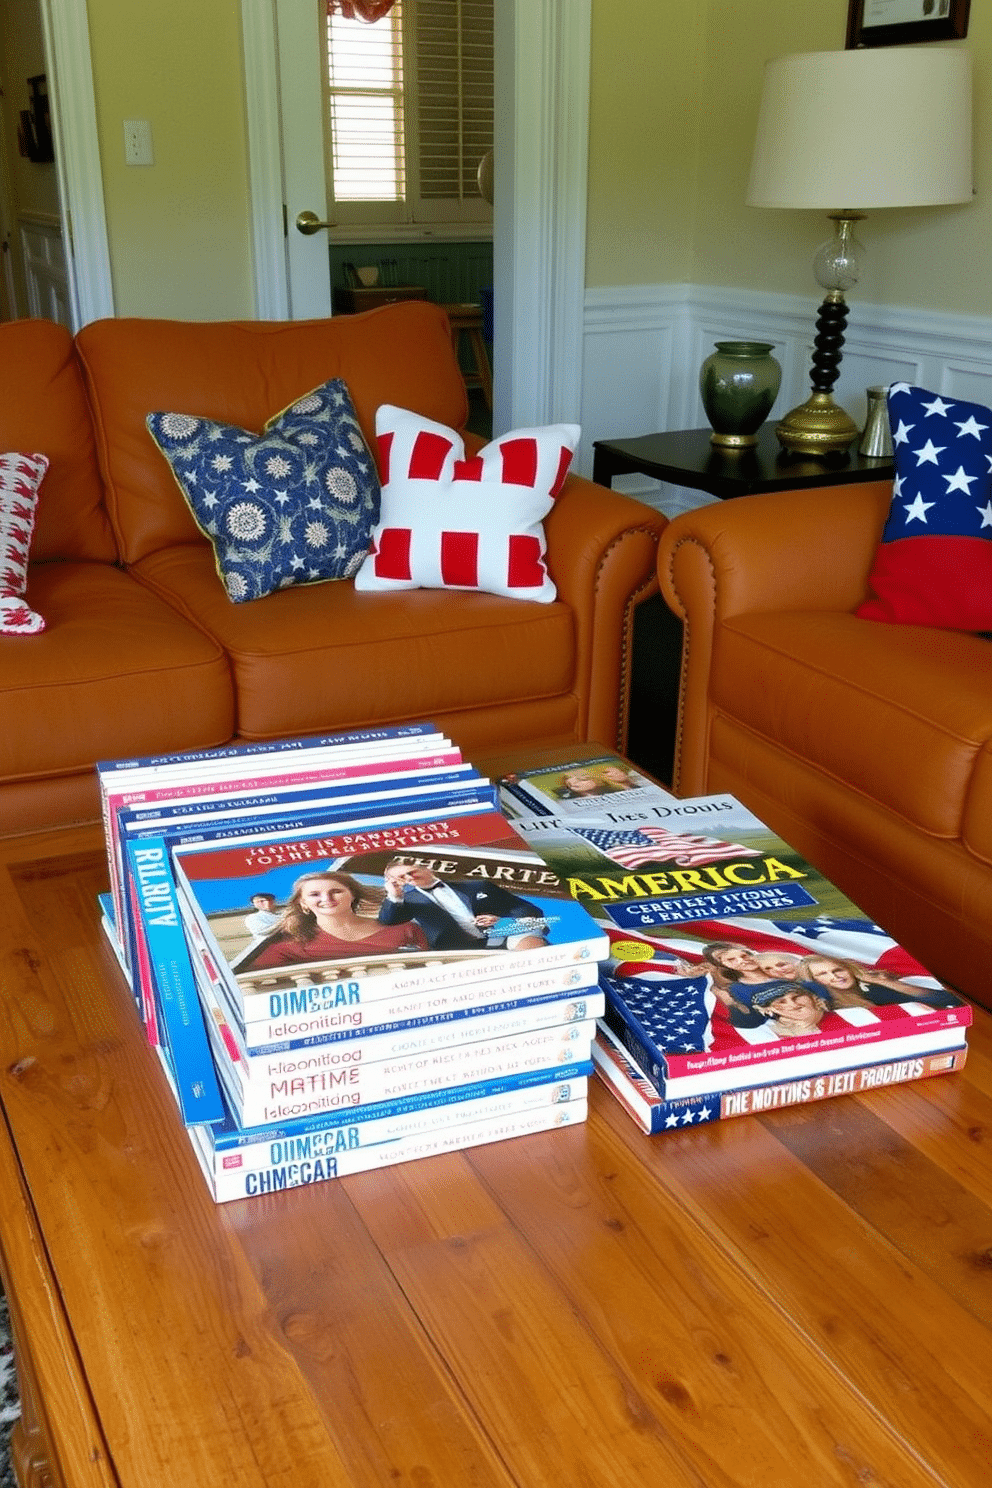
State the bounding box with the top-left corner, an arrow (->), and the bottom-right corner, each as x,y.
123,119 -> 153,166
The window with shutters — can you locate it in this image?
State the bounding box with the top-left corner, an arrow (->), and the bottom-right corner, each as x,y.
324,0 -> 493,236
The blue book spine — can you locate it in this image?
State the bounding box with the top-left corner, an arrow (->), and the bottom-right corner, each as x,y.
497,778 -> 552,817
126,835 -> 225,1125
118,765 -> 483,828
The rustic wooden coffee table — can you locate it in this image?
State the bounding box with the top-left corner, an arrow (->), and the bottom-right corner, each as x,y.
1,751 -> 991,1488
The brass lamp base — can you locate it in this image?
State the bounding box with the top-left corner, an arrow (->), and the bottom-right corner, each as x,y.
709,430 -> 760,450
775,392 -> 859,457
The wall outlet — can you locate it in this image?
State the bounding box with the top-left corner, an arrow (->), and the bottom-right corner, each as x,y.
123,119 -> 153,167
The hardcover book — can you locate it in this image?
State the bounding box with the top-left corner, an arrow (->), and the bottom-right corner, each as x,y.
204,947 -> 601,1052
509,794 -> 971,1101
591,1021 -> 969,1134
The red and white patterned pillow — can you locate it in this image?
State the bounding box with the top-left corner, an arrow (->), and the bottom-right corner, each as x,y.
0,453 -> 48,636
354,405 -> 580,602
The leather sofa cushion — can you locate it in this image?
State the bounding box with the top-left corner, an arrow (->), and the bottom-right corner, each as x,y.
0,320 -> 117,564
2,563 -> 234,782
134,543 -> 576,740
711,611 -> 992,839
76,304 -> 468,567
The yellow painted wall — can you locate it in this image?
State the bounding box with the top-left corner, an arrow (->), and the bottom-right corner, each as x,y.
85,0 -> 253,318
586,0 -> 704,286
79,0 -> 990,321
587,0 -> 992,318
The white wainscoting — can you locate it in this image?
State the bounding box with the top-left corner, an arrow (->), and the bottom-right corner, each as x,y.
580,283 -> 992,517
18,212 -> 71,328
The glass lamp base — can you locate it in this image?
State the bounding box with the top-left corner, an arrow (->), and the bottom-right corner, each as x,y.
775,392 -> 859,457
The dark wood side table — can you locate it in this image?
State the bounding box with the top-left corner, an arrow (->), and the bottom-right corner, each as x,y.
592,424 -> 894,501
594,427 -> 894,787
332,284 -> 426,314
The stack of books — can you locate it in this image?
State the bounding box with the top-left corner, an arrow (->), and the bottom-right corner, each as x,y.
98,726 -> 607,1202
496,753 -> 972,1133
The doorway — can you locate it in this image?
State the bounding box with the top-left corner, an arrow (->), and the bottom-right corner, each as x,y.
0,0 -> 69,322
242,0 -> 590,433
0,0 -> 112,328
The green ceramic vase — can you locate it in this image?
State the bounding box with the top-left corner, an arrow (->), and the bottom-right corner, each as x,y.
699,340 -> 782,448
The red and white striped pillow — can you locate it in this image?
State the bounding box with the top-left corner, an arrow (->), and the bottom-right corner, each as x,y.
0,453 -> 48,636
354,406 -> 580,602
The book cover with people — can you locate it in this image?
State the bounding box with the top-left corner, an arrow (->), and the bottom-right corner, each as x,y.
498,752 -> 678,819
99,725 -> 460,950
116,777 -> 497,989
172,808 -> 610,1024
509,794 -> 971,1100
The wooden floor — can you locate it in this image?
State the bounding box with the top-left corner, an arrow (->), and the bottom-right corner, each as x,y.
0,821 -> 990,1488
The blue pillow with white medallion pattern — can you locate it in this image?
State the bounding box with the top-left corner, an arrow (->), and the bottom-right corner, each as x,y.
147,379 -> 379,603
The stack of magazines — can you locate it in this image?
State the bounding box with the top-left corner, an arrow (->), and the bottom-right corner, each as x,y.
497,753 -> 972,1134
97,725 -> 607,1202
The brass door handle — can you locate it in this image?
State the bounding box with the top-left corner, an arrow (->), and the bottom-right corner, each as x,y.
296,210 -> 332,236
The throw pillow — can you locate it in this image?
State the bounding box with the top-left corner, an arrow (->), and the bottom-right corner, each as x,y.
354,405 -> 579,602
857,382 -> 992,629
0,452 -> 48,636
147,380 -> 379,603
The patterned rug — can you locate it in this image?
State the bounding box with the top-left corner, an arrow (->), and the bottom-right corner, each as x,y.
0,1291 -> 19,1488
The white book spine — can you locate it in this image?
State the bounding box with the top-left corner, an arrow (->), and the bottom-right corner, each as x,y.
221,1020 -> 598,1126
203,1076 -> 588,1174
238,960 -> 601,1048
196,1097 -> 589,1203
229,932 -> 610,1021
224,993 -> 605,1073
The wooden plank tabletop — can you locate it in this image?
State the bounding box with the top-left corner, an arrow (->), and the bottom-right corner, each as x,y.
0,820 -> 990,1488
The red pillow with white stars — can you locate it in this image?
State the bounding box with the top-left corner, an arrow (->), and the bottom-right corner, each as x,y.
0,453 -> 48,636
857,383 -> 992,629
354,406 -> 580,602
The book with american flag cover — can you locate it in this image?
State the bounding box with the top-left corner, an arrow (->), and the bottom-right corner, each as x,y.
510,796 -> 971,1100
591,1020 -> 969,1134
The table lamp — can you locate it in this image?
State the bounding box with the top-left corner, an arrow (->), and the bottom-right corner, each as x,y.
747,46 -> 973,456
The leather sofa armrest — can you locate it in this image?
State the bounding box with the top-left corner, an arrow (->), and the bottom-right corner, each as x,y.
544,475 -> 666,749
658,480 -> 893,622
656,480 -> 892,794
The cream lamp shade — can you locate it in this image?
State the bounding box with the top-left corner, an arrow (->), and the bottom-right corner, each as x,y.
747,46 -> 973,212
746,45 -> 973,456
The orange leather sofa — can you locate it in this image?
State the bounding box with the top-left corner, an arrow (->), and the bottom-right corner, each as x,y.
658,482 -> 992,1012
0,303 -> 665,837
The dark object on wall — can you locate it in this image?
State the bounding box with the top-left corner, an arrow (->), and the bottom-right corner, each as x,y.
18,75 -> 54,163
847,0 -> 969,49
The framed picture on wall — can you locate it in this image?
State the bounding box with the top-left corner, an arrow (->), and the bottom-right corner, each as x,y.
847,0 -> 970,48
